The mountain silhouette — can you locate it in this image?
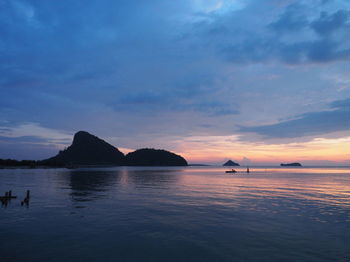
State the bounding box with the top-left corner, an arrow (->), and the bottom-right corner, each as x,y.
42,131 -> 125,166
125,148 -> 188,166
223,160 -> 240,166
40,131 -> 188,167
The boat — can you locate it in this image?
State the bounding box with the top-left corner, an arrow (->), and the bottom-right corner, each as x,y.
225,167 -> 251,174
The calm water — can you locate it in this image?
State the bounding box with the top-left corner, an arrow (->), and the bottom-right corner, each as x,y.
1,166 -> 350,262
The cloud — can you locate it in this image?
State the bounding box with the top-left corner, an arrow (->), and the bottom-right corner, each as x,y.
0,123 -> 74,159
0,139 -> 59,160
114,90 -> 238,116
269,3 -> 309,33
239,98 -> 350,139
311,10 -> 350,36
0,135 -> 49,143
189,1 -> 350,64
1,0 -> 350,161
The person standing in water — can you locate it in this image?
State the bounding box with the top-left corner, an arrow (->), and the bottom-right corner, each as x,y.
247,167 -> 250,173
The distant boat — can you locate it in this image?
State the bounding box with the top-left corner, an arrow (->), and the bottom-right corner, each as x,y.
226,167 -> 251,174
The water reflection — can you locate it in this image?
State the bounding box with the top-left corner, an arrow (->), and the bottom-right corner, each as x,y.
60,167 -> 182,204
1,167 -> 350,261
62,170 -> 123,203
126,169 -> 180,187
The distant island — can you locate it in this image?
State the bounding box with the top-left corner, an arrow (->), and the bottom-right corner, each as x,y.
0,131 -> 188,168
223,160 -> 240,166
280,163 -> 302,167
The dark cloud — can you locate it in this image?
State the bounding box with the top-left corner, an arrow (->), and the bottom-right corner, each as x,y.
0,134 -> 71,145
222,38 -> 350,64
0,141 -> 59,160
194,2 -> 350,64
311,10 -> 350,36
0,135 -> 48,143
240,98 -> 350,138
114,91 -> 238,116
0,135 -> 64,160
269,3 -> 309,33
0,128 -> 11,134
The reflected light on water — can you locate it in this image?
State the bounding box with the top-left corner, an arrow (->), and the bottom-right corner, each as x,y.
0,166 -> 350,261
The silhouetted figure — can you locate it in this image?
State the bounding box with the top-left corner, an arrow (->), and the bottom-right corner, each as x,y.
247,167 -> 250,173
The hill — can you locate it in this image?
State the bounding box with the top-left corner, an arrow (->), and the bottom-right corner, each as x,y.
125,148 -> 188,166
223,160 -> 240,166
42,131 -> 125,166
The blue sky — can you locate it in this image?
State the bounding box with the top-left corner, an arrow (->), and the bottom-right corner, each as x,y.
1,0 -> 350,164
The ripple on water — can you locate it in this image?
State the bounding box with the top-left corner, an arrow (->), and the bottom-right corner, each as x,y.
0,167 -> 350,262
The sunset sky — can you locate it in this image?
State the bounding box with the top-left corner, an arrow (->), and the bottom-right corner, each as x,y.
1,0 -> 350,165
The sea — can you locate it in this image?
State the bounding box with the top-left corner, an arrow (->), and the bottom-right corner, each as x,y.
0,166 -> 349,262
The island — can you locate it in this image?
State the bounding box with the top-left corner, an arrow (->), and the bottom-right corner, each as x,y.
42,131 -> 125,166
0,131 -> 189,168
125,148 -> 188,166
223,160 -> 240,166
280,163 -> 302,167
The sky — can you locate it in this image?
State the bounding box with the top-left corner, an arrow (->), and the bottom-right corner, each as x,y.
1,0 -> 350,165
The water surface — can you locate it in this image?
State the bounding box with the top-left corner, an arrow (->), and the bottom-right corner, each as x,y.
1,166 -> 350,261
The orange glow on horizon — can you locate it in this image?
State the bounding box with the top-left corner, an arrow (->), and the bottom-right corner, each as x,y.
173,135 -> 350,165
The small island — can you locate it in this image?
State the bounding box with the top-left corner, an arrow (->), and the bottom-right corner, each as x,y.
223,160 -> 240,166
280,163 -> 302,167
